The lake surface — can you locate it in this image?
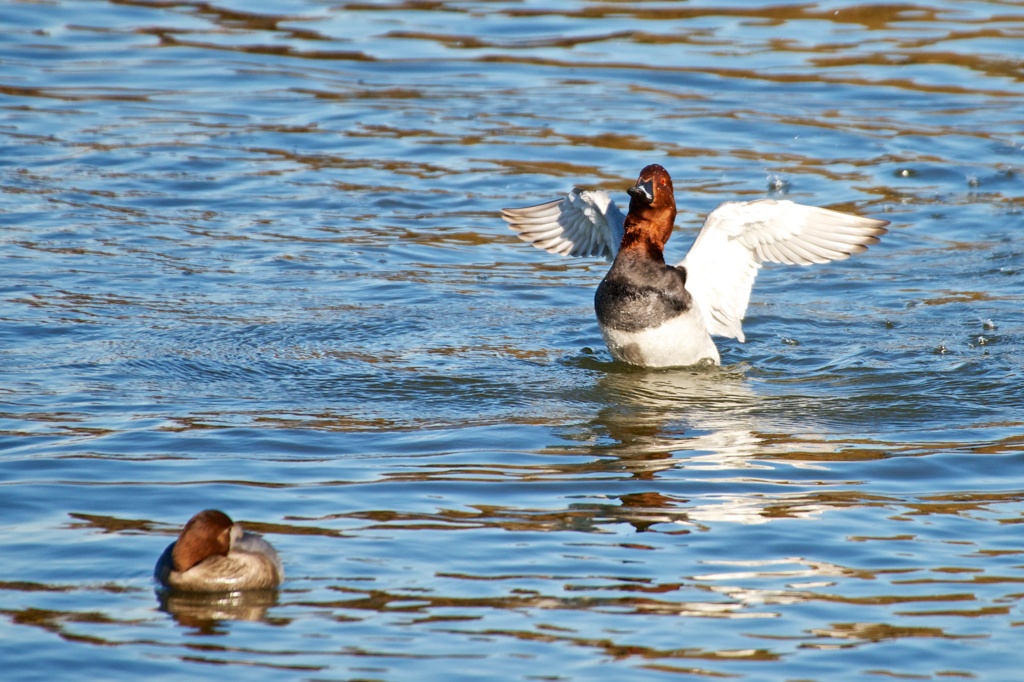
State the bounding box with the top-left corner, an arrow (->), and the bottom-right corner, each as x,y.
2,0 -> 1023,679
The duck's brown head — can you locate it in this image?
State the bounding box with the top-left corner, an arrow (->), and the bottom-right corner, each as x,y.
623,164 -> 677,253
171,509 -> 234,572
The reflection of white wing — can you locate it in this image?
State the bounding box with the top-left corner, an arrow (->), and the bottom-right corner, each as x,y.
501,188 -> 626,261
680,200 -> 889,341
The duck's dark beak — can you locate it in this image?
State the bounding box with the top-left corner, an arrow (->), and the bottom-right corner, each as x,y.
628,177 -> 654,203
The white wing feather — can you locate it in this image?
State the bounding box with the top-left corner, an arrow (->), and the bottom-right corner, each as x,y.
501,188 -> 626,261
680,200 -> 889,341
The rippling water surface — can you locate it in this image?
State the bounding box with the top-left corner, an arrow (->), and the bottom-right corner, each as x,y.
2,0 -> 1023,679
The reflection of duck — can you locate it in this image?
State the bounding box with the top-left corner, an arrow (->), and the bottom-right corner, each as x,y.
155,510 -> 283,592
504,164 -> 888,367
594,369 -> 835,526
158,589 -> 280,629
592,365 -> 761,462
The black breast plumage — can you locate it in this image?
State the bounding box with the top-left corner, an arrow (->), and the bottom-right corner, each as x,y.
594,252 -> 692,333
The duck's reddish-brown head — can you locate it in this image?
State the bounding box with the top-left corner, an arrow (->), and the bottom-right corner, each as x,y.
171,509 -> 234,572
623,164 -> 677,252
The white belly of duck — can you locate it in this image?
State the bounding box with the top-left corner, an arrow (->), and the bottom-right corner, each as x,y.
599,305 -> 720,368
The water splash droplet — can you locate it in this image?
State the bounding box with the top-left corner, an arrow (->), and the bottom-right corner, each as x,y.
766,175 -> 790,194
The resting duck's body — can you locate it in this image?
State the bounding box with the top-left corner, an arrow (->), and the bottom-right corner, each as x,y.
502,164 -> 889,368
155,509 -> 283,592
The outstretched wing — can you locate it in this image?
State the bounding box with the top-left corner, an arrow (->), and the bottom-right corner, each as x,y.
501,188 -> 626,261
680,199 -> 889,341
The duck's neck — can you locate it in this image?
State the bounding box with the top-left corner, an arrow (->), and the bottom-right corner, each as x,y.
618,214 -> 671,264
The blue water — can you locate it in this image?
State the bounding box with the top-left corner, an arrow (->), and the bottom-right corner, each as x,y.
2,0 -> 1023,679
